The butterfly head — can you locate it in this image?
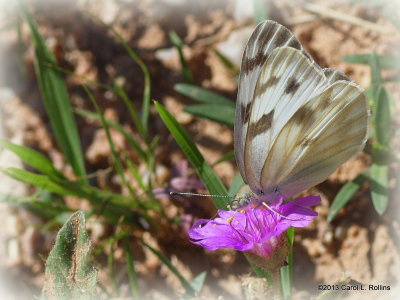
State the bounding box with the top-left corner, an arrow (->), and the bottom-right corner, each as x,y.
232,184 -> 282,210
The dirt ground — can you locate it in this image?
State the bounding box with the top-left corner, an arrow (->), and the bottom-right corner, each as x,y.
0,0 -> 399,299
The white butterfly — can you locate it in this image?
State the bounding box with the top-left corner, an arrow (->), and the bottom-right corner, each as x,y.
234,20 -> 368,202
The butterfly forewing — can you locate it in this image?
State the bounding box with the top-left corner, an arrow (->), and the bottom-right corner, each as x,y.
234,20 -> 308,187
323,68 -> 352,84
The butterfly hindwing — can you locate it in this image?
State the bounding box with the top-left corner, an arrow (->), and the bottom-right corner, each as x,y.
260,80 -> 368,197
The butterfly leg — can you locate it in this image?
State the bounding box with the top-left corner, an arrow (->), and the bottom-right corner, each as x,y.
261,202 -> 299,221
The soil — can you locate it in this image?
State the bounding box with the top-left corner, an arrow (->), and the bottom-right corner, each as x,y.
0,0 -> 399,299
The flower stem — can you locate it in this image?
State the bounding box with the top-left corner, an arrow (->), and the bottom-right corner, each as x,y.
272,268 -> 282,299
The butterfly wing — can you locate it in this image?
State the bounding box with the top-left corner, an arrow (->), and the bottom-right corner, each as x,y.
260,79 -> 368,197
243,46 -> 333,193
235,21 -> 368,199
234,20 -> 307,190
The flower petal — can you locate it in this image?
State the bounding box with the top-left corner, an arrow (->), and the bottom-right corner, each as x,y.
292,195 -> 321,207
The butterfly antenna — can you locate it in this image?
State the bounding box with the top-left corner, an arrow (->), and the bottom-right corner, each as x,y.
169,192 -> 235,198
170,192 -> 243,211
261,202 -> 298,221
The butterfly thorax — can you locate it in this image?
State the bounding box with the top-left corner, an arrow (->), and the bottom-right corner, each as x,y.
235,184 -> 255,201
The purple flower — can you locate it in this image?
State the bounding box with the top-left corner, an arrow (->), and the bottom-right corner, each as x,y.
189,195 -> 320,271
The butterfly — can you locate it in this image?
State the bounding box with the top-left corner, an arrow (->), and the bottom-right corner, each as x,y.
234,20 -> 369,203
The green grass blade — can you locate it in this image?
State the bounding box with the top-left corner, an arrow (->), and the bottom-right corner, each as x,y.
228,173 -> 245,197
1,167 -> 99,202
1,166 -> 144,225
370,86 -> 390,215
342,53 -> 400,71
328,173 -> 369,222
369,52 -> 384,87
91,16 -> 151,133
124,237 -> 140,299
140,239 -> 196,296
169,31 -> 194,84
0,193 -> 39,203
185,104 -> 235,126
81,85 -> 135,196
370,162 -> 389,214
41,211 -> 97,299
96,282 -> 112,299
1,147 -> 145,209
125,157 -> 146,192
4,190 -> 73,224
213,49 -> 240,75
155,101 -> 229,209
174,83 -> 235,107
3,166 -> 82,200
146,136 -> 159,184
0,136 -> 151,218
75,109 -> 149,163
280,227 -> 294,300
16,19 -> 27,76
45,61 -> 149,137
247,260 -> 273,284
113,83 -> 147,139
24,10 -> 86,180
107,239 -> 117,296
0,140 -> 64,179
364,86 -> 375,109
2,167 -> 77,196
80,183 -> 146,209
44,61 -> 113,91
93,231 -> 129,256
190,271 -> 207,293
212,150 -> 235,167
122,148 -> 160,206
24,201 -> 73,224
375,86 -> 391,147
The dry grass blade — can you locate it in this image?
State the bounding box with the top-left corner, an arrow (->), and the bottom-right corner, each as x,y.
286,2 -> 394,34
